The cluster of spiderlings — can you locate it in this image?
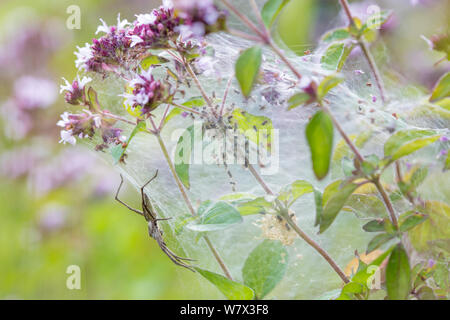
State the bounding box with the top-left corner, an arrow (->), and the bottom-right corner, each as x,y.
120,68 -> 168,117
174,0 -> 227,39
128,4 -> 181,49
57,110 -> 123,149
60,76 -> 92,105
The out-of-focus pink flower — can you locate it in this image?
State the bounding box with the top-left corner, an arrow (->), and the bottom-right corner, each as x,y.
14,76 -> 57,110
38,204 -> 69,233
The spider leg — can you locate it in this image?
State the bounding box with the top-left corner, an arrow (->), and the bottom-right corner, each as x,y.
115,174 -> 145,217
160,242 -> 196,262
140,169 -> 159,198
155,217 -> 172,222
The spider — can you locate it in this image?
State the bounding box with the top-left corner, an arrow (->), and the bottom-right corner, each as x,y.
115,170 -> 195,271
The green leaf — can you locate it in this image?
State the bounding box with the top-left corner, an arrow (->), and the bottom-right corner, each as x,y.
366,233 -> 395,254
164,96 -> 205,125
236,197 -> 273,216
433,260 -> 449,289
361,10 -> 392,32
321,43 -> 352,71
384,129 -> 441,162
261,0 -> 291,27
277,180 -> 314,207
110,121 -> 146,164
430,72 -> 450,102
399,212 -> 428,232
351,248 -> 393,285
336,282 -> 365,300
306,111 -> 334,180
345,194 -> 387,218
287,92 -> 311,110
321,28 -> 351,43
235,46 -> 262,97
174,125 -> 195,189
408,201 -> 450,252
187,201 -> 243,232
313,189 -> 323,227
319,181 -> 358,233
140,54 -> 169,70
317,74 -> 344,101
229,108 -> 273,152
386,244 -> 411,300
87,87 -> 102,113
362,219 -> 386,232
195,267 -> 254,300
446,152 -> 450,170
242,240 -> 288,299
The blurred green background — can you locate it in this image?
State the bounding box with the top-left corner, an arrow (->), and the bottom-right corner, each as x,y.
0,0 -> 448,299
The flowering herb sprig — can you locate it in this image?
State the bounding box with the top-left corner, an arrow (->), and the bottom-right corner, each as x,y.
59,0 -> 450,300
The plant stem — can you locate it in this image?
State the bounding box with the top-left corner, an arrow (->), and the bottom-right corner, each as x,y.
358,41 -> 387,103
203,237 -> 233,280
338,0 -> 386,103
282,209 -> 350,283
321,103 -> 365,163
268,41 -> 303,80
184,60 -> 213,107
220,0 -> 268,41
373,177 -> 399,229
170,102 -> 203,116
154,129 -> 233,279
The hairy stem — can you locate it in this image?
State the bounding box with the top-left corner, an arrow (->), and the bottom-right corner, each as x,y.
321,103 -> 365,163
220,0 -> 268,41
282,209 -> 350,283
154,129 -> 233,279
373,177 -> 399,229
338,0 -> 387,103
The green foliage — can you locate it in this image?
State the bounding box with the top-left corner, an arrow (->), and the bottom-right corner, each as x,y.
228,108 -> 273,152
366,233 -> 395,254
287,92 -> 311,110
277,180 -> 314,207
195,268 -> 254,300
87,87 -> 102,113
306,111 -> 334,180
321,28 -> 351,43
174,125 -> 195,189
110,121 -> 146,164
384,129 -> 441,162
319,181 -> 358,233
408,201 -> 450,252
430,72 -> 450,102
242,240 -> 288,299
164,97 -> 205,124
399,212 -> 428,232
386,244 -> 411,300
186,201 -> 243,232
321,43 -> 353,71
261,0 -> 291,27
140,54 -> 169,70
235,46 -> 262,97
317,74 -> 344,101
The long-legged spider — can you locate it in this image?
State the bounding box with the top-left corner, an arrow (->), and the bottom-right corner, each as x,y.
115,170 -> 195,271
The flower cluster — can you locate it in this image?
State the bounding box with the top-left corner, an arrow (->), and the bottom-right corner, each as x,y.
174,0 -> 226,39
60,76 -> 92,105
128,2 -> 181,49
75,15 -> 131,72
121,68 -> 168,116
57,110 -> 102,145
